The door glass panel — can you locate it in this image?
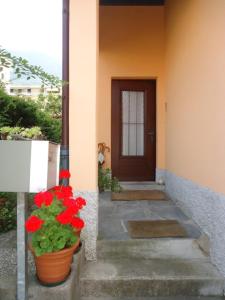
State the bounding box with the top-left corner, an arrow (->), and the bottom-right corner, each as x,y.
136,92 -> 144,123
129,124 -> 137,155
129,92 -> 137,123
137,124 -> 144,155
122,124 -> 129,155
122,91 -> 144,156
122,91 -> 129,123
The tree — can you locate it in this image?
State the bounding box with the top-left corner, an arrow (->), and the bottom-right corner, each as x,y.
0,47 -> 62,88
0,89 -> 61,143
0,48 -> 63,142
36,93 -> 62,119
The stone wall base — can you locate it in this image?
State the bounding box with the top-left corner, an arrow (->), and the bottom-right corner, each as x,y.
74,190 -> 98,261
156,168 -> 166,184
165,171 -> 225,276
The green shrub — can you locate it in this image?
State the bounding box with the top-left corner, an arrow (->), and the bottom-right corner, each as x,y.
0,126 -> 45,140
0,192 -> 17,233
0,193 -> 36,234
0,89 -> 61,143
98,166 -> 122,192
20,126 -> 43,139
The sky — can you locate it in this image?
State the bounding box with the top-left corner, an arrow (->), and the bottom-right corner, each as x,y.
0,0 -> 62,76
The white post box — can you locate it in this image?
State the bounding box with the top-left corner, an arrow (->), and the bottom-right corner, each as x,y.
0,140 -> 60,192
0,140 -> 60,300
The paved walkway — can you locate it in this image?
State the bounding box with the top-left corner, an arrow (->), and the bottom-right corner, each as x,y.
98,191 -> 202,240
81,189 -> 224,299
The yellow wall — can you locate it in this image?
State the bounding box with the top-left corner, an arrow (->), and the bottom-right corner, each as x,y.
98,6 -> 165,169
69,0 -> 98,191
165,0 -> 225,194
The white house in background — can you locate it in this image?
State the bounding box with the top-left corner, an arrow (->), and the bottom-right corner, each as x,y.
9,84 -> 61,98
9,85 -> 43,97
0,66 -> 61,98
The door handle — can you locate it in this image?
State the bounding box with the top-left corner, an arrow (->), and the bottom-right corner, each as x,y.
147,131 -> 155,136
147,131 -> 155,142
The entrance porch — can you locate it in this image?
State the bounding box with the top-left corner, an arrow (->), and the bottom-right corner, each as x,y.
69,0 -> 225,280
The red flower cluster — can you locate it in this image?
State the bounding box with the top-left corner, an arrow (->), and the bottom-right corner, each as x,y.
59,169 -> 71,180
56,209 -> 84,229
56,209 -> 73,224
25,215 -> 44,233
52,185 -> 73,200
63,198 -> 79,213
34,191 -> 53,207
71,217 -> 85,229
25,169 -> 86,235
74,197 -> 86,209
56,196 -> 86,229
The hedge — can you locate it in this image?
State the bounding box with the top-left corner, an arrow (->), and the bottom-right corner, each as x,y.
0,89 -> 61,143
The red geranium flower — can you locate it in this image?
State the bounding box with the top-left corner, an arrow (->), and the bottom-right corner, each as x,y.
54,190 -> 65,200
34,191 -> 53,207
56,209 -> 73,225
62,186 -> 73,197
52,185 -> 61,191
71,217 -> 85,229
63,197 -> 74,207
25,215 -> 44,233
62,198 -> 79,215
74,197 -> 86,209
68,205 -> 79,216
59,169 -> 71,180
53,186 -> 73,200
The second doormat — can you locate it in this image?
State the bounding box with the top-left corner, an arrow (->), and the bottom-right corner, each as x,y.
127,220 -> 188,238
112,190 -> 166,201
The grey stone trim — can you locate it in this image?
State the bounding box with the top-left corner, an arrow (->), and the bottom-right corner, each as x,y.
74,190 -> 98,261
156,168 -> 166,184
165,170 -> 225,277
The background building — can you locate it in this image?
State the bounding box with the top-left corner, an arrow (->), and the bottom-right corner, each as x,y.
0,67 -> 61,98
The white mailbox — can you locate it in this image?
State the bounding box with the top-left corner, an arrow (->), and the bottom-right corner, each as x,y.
0,140 -> 60,193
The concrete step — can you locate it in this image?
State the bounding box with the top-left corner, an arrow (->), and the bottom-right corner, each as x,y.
119,182 -> 165,191
97,239 -> 210,261
80,296 -> 225,300
81,298 -> 225,300
80,257 -> 224,297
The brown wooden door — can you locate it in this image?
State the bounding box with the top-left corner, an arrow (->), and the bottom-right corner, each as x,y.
111,79 -> 156,181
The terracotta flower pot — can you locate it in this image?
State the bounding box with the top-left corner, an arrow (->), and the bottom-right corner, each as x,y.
29,238 -> 80,285
1,133 -> 8,140
74,229 -> 81,237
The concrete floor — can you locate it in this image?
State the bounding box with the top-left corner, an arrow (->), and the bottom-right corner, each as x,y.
98,191 -> 202,240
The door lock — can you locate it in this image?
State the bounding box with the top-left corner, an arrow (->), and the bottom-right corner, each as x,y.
147,131 -> 155,142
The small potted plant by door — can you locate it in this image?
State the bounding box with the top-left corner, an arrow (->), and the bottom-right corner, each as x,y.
26,169 -> 86,285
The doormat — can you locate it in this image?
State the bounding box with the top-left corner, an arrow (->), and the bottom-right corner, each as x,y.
127,220 -> 188,238
112,190 -> 166,201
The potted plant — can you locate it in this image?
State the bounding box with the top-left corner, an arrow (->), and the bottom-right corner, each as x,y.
25,169 -> 86,285
0,126 -> 46,140
21,126 -> 44,140
0,126 -> 12,140
98,143 -> 122,192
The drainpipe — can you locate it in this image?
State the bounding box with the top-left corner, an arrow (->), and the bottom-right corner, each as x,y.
61,0 -> 70,180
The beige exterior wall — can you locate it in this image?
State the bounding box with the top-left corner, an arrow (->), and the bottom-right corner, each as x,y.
69,0 -> 99,191
98,6 -> 165,169
70,0 -> 225,194
165,0 -> 225,194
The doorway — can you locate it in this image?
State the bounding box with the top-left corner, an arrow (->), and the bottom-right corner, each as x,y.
111,79 -> 156,181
